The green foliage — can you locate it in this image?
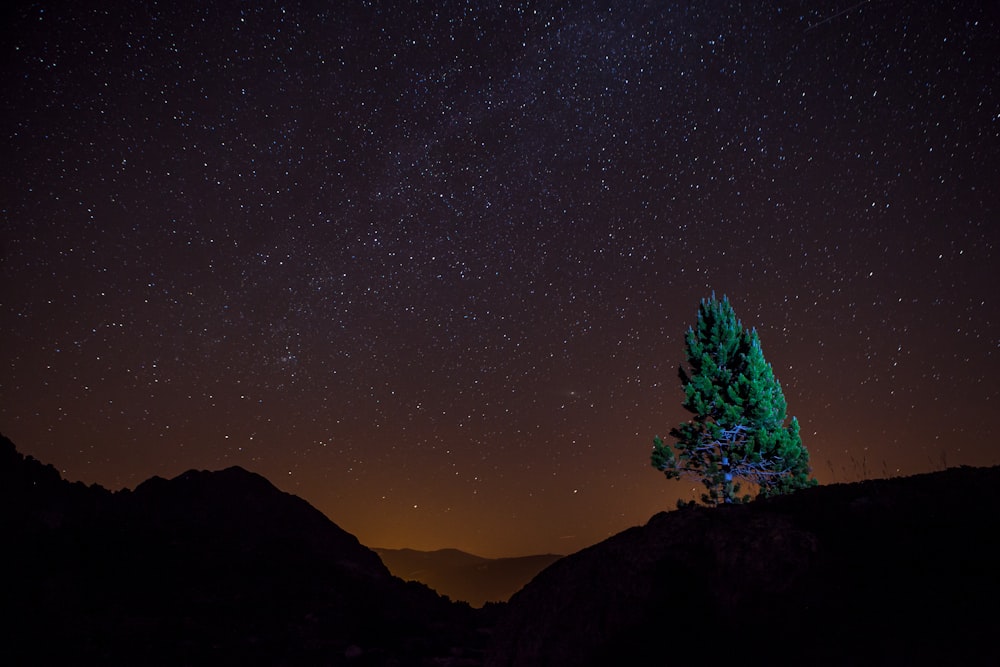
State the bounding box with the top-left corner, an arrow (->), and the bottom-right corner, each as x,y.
651,294 -> 817,505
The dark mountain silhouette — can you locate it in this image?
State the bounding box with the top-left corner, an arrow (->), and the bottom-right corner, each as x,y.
7,431 -> 1000,666
0,434 -> 492,666
486,465 -> 1000,667
374,548 -> 562,607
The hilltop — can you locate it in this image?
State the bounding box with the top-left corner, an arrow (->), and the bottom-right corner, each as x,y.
0,434 -> 490,666
486,465 -> 1000,666
5,433 -> 998,666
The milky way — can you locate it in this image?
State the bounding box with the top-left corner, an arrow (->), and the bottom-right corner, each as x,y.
2,1 -> 998,556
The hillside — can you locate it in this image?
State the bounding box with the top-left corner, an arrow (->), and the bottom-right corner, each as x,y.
7,430 -> 999,666
0,434 -> 490,666
375,547 -> 562,607
486,465 -> 1000,667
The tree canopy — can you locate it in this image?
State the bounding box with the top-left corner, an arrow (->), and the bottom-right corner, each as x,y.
652,294 -> 816,505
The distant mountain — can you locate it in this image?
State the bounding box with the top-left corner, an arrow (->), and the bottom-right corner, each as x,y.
374,547 -> 562,607
486,465 -> 1000,667
0,434 -> 491,666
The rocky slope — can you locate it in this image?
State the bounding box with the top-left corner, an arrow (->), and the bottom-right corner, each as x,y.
1,434 -> 490,666
486,465 -> 1000,667
8,430 -> 998,666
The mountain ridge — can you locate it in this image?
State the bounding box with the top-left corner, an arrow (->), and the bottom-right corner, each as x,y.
1,433 -> 490,666
374,547 -> 562,607
486,464 -> 1000,666
7,432 -> 999,665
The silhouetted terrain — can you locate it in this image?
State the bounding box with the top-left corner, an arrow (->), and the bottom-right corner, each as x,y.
0,434 -> 492,666
486,465 -> 1000,667
6,432 -> 1000,666
374,548 -> 562,607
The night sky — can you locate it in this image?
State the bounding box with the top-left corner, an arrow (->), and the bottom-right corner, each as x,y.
2,1 -> 998,558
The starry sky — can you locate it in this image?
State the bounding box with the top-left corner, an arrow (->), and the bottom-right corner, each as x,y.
2,1 -> 998,558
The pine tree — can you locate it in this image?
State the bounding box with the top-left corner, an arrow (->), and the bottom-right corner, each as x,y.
651,294 -> 816,506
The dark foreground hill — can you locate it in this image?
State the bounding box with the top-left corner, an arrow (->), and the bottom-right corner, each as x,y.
7,431 -> 1000,667
486,465 -> 1000,667
374,548 -> 562,607
0,435 -> 491,666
